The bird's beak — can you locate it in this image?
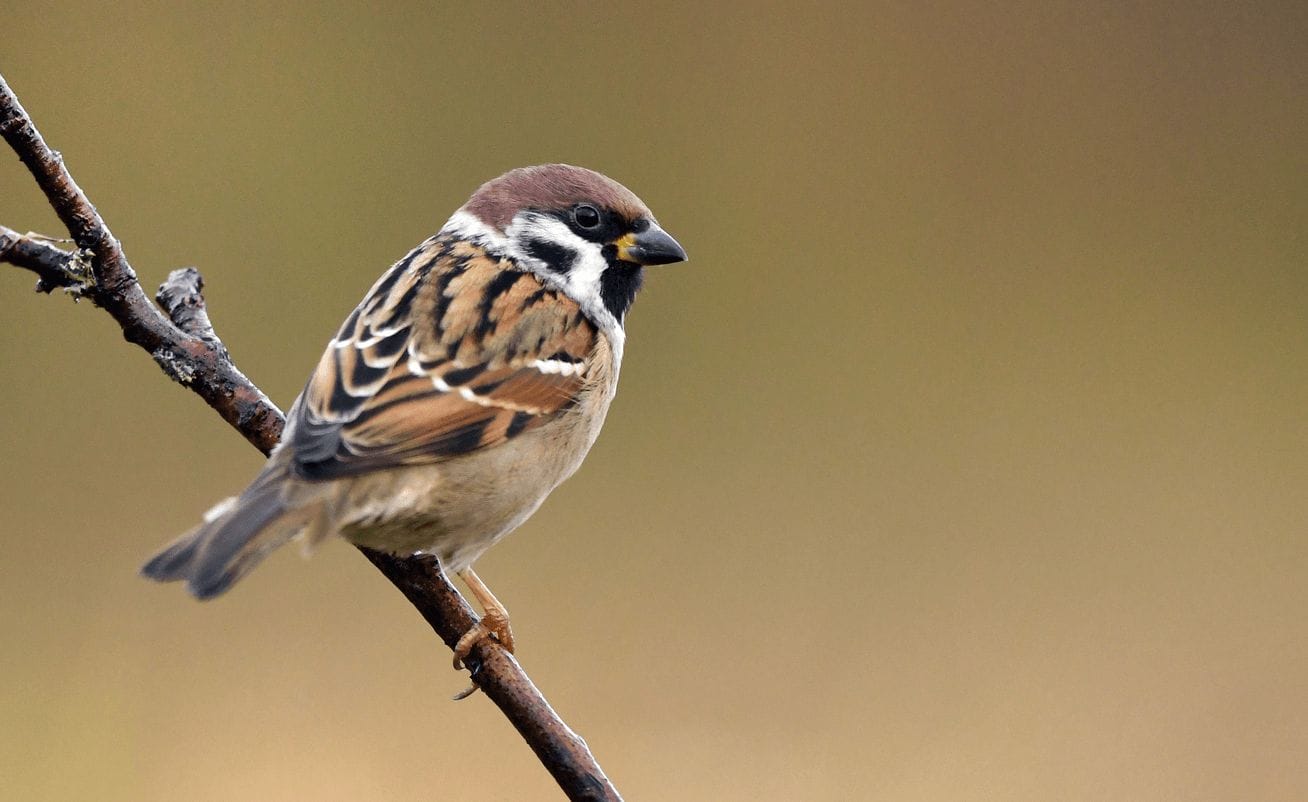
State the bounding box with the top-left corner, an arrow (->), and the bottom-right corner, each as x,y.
615,225 -> 687,266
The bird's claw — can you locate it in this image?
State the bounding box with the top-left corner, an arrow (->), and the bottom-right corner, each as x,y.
451,608 -> 515,670
451,608 -> 515,699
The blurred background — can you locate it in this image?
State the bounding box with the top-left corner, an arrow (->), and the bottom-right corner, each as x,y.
2,2 -> 1305,800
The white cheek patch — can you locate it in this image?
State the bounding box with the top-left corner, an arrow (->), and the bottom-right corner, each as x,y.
437,208 -> 626,367
442,209 -> 510,250
506,215 -> 603,285
502,213 -> 621,333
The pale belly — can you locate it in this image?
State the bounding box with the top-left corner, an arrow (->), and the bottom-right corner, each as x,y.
333,394 -> 609,572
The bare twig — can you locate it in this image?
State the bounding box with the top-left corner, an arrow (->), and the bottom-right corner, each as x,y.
0,226 -> 92,294
0,72 -> 621,802
364,551 -> 620,798
0,79 -> 282,453
156,267 -> 226,354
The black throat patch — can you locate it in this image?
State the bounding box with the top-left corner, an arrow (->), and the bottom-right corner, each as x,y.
600,262 -> 644,322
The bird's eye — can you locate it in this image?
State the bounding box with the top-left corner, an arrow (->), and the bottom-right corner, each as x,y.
572,204 -> 601,229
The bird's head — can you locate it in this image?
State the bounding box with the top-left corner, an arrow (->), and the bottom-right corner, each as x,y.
453,164 -> 687,328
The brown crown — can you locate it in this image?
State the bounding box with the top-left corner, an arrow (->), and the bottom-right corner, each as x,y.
463,164 -> 652,231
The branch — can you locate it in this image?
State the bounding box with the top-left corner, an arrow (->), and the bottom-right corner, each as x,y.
0,227 -> 91,293
1,73 -> 620,802
156,267 -> 226,353
0,79 -> 282,453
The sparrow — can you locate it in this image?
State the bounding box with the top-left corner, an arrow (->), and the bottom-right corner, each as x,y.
142,164 -> 687,668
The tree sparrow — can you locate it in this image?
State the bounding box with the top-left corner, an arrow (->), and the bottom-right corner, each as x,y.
142,164 -> 687,666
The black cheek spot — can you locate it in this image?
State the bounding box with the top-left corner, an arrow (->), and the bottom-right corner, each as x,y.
524,239 -> 577,275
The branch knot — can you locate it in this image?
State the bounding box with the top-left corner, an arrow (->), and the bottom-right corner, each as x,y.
156,266 -> 227,354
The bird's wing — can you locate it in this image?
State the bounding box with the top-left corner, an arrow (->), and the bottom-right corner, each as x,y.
285,233 -> 598,481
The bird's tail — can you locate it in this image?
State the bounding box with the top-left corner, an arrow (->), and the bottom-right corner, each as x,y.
141,466 -> 327,599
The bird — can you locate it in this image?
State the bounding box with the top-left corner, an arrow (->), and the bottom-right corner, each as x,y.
141,164 -> 687,669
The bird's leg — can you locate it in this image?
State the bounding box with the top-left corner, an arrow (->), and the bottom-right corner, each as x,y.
452,566 -> 515,671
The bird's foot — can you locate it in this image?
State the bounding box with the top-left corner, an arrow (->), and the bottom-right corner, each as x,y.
450,566 -> 515,700
452,605 -> 515,670
450,608 -> 514,701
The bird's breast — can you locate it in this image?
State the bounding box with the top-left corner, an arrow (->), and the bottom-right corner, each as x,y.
336,331 -> 620,569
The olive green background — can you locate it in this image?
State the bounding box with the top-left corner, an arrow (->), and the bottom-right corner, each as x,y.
2,3 -> 1305,800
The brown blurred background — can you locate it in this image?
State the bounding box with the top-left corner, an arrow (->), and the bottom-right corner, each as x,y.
2,2 -> 1305,800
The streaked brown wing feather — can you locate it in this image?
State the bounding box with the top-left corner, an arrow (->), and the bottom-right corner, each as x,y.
287,233 -> 596,481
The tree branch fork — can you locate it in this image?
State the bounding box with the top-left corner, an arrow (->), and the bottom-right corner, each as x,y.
1,73 -> 620,801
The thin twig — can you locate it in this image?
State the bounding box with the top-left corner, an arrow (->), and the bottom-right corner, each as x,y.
0,72 -> 621,802
0,226 -> 91,293
0,80 -> 282,453
364,551 -> 620,799
156,267 -> 227,354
